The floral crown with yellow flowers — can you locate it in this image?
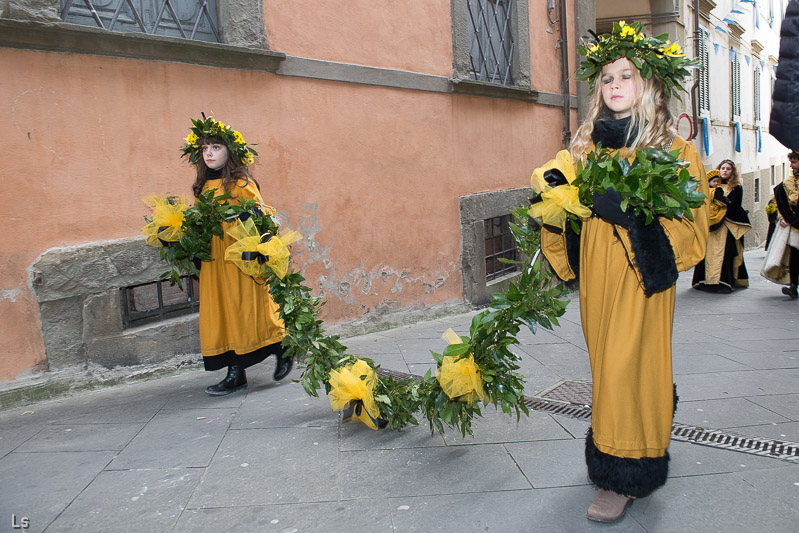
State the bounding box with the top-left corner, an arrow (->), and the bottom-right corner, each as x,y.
181,114 -> 257,166
576,20 -> 699,101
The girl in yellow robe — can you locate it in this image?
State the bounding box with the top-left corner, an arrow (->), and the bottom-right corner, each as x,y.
542,24 -> 710,522
183,117 -> 293,395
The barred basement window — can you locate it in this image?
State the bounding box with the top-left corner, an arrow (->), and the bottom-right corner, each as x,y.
697,28 -> 711,115
484,214 -> 519,281
121,276 -> 199,328
60,0 -> 221,43
754,177 -> 760,203
468,0 -> 515,85
731,51 -> 741,119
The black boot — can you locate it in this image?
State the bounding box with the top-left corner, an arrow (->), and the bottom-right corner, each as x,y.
205,366 -> 247,396
782,284 -> 798,299
273,353 -> 294,381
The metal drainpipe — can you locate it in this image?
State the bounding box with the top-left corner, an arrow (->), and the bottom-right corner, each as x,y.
559,0 -> 571,147
690,0 -> 700,140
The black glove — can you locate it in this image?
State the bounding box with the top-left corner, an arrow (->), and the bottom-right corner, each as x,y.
592,187 -> 628,226
713,187 -> 730,204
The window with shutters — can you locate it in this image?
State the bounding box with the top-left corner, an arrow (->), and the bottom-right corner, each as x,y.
754,65 -> 762,123
59,0 -> 221,43
698,28 -> 711,115
731,51 -> 741,119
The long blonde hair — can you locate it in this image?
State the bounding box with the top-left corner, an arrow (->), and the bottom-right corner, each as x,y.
570,59 -> 675,159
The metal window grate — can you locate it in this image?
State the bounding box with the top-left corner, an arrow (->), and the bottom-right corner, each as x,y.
484,214 -> 519,281
60,0 -> 221,43
468,0 -> 515,85
121,276 -> 199,328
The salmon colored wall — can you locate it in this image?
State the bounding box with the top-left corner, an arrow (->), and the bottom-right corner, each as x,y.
264,0 -> 453,76
529,0 -> 578,96
0,15 -> 570,381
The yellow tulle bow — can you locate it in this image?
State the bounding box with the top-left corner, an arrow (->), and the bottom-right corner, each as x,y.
328,359 -> 381,430
529,150 -> 591,229
224,218 -> 302,280
437,328 -> 486,403
142,194 -> 188,247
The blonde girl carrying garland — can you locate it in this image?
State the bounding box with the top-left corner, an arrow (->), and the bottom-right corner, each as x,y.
539,22 -> 710,522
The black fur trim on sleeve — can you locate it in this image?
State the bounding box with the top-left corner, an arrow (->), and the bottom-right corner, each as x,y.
564,222 -> 581,283
625,213 -> 678,296
585,427 -> 669,497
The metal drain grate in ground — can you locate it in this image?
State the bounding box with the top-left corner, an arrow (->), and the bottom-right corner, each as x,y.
536,379 -> 593,406
376,370 -> 799,462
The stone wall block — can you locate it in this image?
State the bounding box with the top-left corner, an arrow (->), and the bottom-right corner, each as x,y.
85,314 -> 200,369
39,296 -> 87,369
82,290 -> 123,341
32,237 -> 165,302
3,0 -> 60,22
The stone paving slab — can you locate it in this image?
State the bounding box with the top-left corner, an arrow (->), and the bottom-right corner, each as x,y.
441,408 -> 573,446
677,397 -> 792,428
189,426 -> 340,507
107,407 -> 237,470
505,439 -> 590,489
746,393 -> 799,421
45,468 -> 200,533
0,451 -> 116,533
16,422 -> 143,453
173,499 -> 395,533
339,444 -> 531,499
626,471 -> 799,532
721,349 -> 799,370
231,381 -> 335,430
386,487 -> 648,532
339,419 -> 446,451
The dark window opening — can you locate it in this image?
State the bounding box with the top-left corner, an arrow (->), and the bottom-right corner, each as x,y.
60,0 -> 222,43
121,276 -> 199,328
485,214 -> 519,281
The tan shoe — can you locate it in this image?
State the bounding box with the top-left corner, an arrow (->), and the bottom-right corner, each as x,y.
586,489 -> 632,523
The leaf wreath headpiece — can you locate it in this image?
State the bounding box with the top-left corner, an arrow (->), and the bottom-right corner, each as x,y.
576,20 -> 699,101
181,114 -> 258,166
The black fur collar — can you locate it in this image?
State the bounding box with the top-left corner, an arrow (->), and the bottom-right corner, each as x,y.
591,115 -> 637,149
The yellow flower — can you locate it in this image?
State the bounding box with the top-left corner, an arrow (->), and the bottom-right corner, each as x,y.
233,131 -> 245,145
661,42 -> 685,57
243,153 -> 255,165
186,132 -> 198,146
328,360 -> 381,430
585,42 -> 598,56
620,24 -> 636,39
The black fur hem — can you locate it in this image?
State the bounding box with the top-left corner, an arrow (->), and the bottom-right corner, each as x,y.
585,427 -> 669,497
565,222 -> 581,282
625,213 -> 678,295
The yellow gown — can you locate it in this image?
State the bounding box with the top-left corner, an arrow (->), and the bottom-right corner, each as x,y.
199,178 -> 285,363
541,137 -> 709,493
